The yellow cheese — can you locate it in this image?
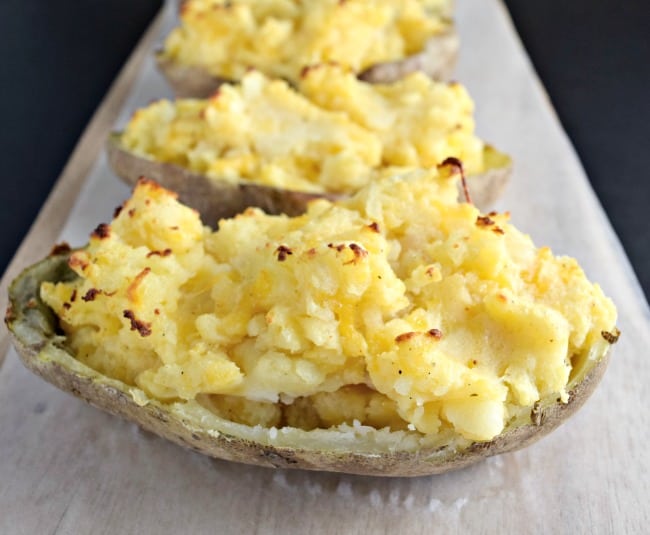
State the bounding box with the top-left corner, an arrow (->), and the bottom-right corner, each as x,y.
41,171 -> 617,442
162,0 -> 453,82
121,67 -> 485,194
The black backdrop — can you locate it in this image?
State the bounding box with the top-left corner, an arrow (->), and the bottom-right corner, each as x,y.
1,1 -> 648,302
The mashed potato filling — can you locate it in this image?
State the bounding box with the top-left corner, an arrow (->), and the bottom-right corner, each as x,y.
162,0 -> 452,82
121,67 -> 484,193
41,170 -> 616,442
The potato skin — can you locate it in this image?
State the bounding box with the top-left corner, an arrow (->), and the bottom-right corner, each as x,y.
155,56 -> 232,100
5,252 -> 613,477
357,29 -> 459,84
156,29 -> 459,99
106,134 -> 340,225
106,134 -> 511,224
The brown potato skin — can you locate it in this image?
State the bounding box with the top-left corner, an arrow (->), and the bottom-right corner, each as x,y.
357,29 -> 459,84
156,29 -> 459,99
155,56 -> 232,100
5,252 -> 613,477
106,134 -> 341,225
106,134 -> 511,225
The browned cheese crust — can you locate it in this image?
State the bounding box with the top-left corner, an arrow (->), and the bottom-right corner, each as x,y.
5,251 -> 613,477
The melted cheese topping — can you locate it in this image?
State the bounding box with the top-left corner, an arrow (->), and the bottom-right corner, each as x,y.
162,0 -> 453,82
121,67 -> 485,194
41,171 -> 617,442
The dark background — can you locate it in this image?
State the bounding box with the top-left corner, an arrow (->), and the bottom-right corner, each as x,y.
1,1 -> 648,302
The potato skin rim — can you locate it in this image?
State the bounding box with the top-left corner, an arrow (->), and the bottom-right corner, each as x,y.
5,252 -> 611,477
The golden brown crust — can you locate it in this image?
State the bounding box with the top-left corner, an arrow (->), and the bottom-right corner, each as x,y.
156,28 -> 459,99
106,134 -> 511,224
5,252 -> 613,477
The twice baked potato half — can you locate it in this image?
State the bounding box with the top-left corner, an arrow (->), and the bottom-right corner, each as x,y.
6,171 -> 617,477
159,0 -> 459,98
109,67 -> 511,222
5,254 -> 614,476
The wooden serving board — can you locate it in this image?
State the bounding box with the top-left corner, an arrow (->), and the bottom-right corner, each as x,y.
1,1 -> 648,533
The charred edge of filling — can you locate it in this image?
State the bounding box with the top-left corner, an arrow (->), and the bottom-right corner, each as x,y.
275,245 -> 293,262
123,310 -> 153,337
91,223 -> 111,240
366,222 -> 380,233
49,242 -> 72,256
601,328 -> 620,344
82,288 -> 102,302
476,215 -> 504,234
146,248 -> 173,258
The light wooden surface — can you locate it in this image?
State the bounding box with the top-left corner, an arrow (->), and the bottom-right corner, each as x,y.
1,1 -> 648,533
